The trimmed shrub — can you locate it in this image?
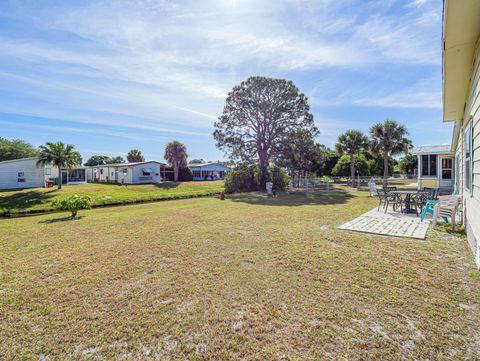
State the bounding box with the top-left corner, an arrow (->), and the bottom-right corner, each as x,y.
52,195 -> 92,218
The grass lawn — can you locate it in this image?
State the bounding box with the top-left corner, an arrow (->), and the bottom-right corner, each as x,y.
1,187 -> 479,360
0,181 -> 224,216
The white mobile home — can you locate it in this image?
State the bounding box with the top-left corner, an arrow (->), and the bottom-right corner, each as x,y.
442,0 -> 480,268
188,162 -> 229,181
0,157 -> 86,190
87,161 -> 168,184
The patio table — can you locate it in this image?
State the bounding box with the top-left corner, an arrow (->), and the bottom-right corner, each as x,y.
390,189 -> 419,214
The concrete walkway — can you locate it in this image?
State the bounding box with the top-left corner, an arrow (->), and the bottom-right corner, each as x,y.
338,206 -> 429,239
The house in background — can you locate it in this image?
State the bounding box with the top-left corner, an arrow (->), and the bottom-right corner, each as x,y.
442,0 -> 480,268
86,161 -> 171,184
188,162 -> 230,181
413,145 -> 455,192
0,157 -> 86,190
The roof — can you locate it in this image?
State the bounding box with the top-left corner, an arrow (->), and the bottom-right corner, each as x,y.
89,161 -> 166,168
188,162 -> 230,169
442,0 -> 480,122
0,157 -> 38,165
412,145 -> 453,155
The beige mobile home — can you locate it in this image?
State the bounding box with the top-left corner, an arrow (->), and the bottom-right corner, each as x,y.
87,161 -> 168,184
443,0 -> 480,267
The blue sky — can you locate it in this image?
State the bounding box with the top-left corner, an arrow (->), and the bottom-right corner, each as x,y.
0,0 -> 450,162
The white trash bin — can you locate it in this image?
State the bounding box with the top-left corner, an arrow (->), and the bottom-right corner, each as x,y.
266,182 -> 273,196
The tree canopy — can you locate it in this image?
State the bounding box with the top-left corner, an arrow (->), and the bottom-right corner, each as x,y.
37,142 -> 82,189
0,137 -> 37,161
214,76 -> 317,183
335,130 -> 369,186
84,155 -> 126,166
164,141 -> 188,182
127,149 -> 145,163
370,119 -> 411,186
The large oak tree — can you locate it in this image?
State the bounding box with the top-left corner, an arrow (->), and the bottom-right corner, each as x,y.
214,76 -> 318,183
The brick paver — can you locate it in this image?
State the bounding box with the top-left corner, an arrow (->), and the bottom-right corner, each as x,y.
338,215 -> 429,239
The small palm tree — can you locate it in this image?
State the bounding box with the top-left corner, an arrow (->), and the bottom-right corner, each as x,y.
164,141 -> 188,182
370,119 -> 411,187
37,142 -> 82,189
127,149 -> 145,163
336,130 -> 369,186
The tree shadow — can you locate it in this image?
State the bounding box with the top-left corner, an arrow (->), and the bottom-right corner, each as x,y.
153,182 -> 181,189
0,189 -> 58,211
39,215 -> 85,224
228,188 -> 354,207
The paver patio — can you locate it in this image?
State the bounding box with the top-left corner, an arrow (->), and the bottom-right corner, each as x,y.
338,206 -> 430,239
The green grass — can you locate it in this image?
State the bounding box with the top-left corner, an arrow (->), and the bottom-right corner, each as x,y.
0,181 -> 224,216
0,187 -> 479,360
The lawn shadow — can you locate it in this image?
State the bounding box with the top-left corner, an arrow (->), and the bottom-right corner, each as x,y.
228,188 -> 354,207
0,189 -> 58,211
39,215 -> 85,224
153,182 -> 181,189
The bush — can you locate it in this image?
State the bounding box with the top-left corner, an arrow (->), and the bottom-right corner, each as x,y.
178,167 -> 193,181
224,165 -> 257,194
332,154 -> 371,177
52,195 -> 92,218
225,164 -> 289,194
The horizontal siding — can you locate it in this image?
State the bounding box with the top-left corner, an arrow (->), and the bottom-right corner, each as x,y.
460,40 -> 480,257
0,159 -> 44,189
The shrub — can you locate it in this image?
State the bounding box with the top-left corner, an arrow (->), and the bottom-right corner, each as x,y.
267,165 -> 289,191
52,195 -> 92,218
225,164 -> 289,193
224,165 -> 257,194
178,167 -> 193,181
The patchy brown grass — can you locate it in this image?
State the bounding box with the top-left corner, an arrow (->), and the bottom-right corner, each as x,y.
0,187 -> 479,360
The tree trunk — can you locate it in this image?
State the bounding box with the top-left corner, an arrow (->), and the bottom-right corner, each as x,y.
58,166 -> 62,190
350,153 -> 355,187
383,152 -> 389,188
174,164 -> 179,182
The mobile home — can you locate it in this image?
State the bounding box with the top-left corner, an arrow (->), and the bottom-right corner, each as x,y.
87,161 -> 169,184
0,157 -> 86,190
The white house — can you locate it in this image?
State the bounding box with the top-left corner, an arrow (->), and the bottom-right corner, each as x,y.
188,162 -> 229,181
0,157 -> 86,190
442,0 -> 480,268
87,161 -> 169,184
413,145 -> 455,191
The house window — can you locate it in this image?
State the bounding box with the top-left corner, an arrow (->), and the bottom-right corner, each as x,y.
45,168 -> 51,175
465,122 -> 472,191
100,169 -> 104,175
442,158 -> 453,179
421,154 -> 437,176
123,168 -> 128,176
142,167 -> 153,176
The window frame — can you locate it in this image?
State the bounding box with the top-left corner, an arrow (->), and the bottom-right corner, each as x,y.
421,154 -> 438,177
464,121 -> 473,193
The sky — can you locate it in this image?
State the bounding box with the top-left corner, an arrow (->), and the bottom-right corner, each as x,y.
0,0 -> 451,162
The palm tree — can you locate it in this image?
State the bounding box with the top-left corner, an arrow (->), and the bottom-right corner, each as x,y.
370,119 -> 411,187
127,149 -> 145,163
335,130 -> 369,187
164,141 -> 188,182
37,142 -> 82,189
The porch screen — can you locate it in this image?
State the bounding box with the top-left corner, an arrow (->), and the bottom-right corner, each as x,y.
421,155 -> 437,176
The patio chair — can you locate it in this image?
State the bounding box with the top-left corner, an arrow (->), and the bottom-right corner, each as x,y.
410,190 -> 432,216
420,188 -> 456,222
368,181 -> 379,197
378,188 -> 403,213
432,196 -> 462,230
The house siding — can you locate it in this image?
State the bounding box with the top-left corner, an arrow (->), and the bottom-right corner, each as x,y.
0,158 -> 52,189
457,40 -> 480,264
